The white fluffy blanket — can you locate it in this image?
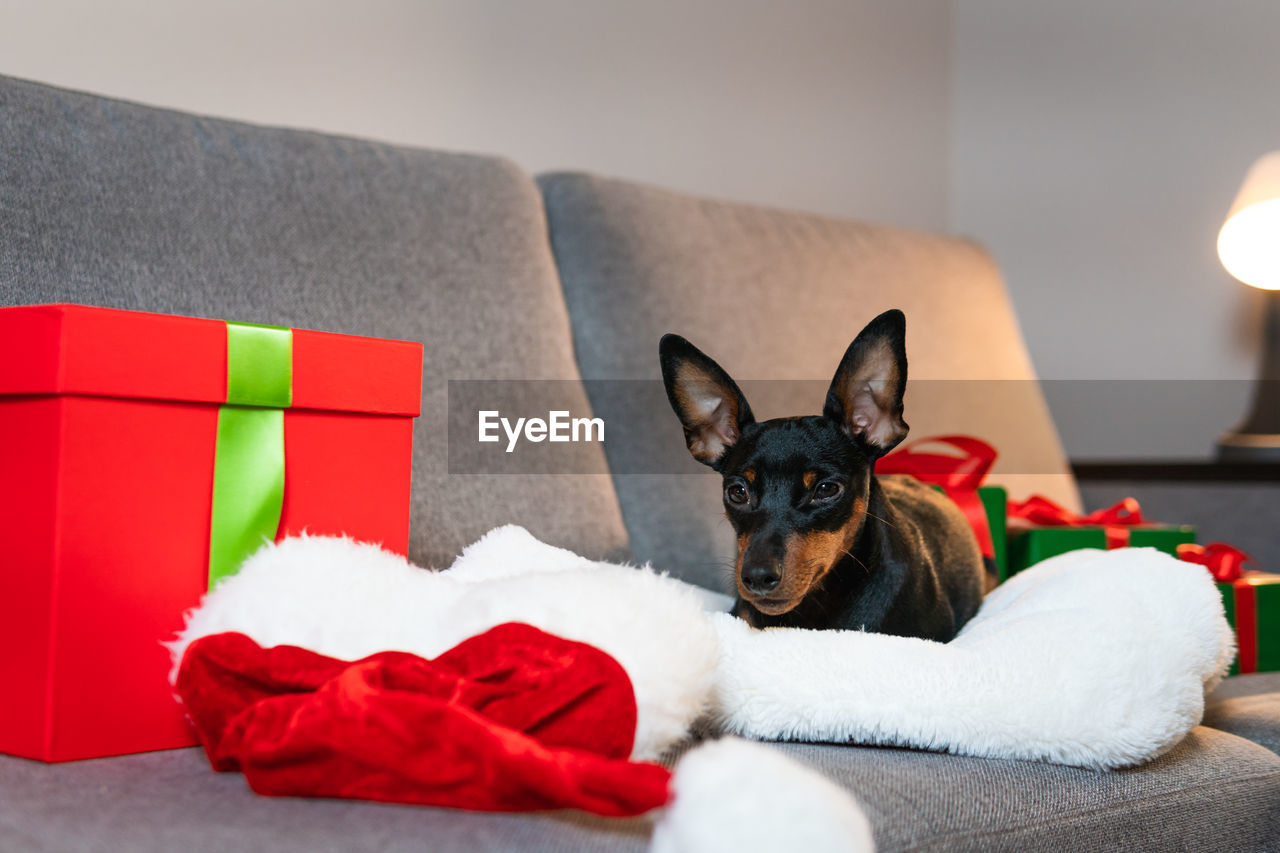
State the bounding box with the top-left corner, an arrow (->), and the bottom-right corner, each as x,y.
172,525 -> 1234,771
712,547 -> 1234,768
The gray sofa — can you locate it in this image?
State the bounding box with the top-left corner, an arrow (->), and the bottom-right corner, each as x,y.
2,74 -> 1278,851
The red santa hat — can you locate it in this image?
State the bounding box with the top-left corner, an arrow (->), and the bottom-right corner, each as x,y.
170,529 -> 875,852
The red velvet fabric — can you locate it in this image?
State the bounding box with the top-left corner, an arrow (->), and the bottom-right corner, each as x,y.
174,623 -> 672,816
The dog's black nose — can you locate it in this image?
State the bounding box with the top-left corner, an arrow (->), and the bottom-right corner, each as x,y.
741,564 -> 782,595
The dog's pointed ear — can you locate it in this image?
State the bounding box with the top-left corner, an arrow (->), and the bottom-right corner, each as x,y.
660,334 -> 755,470
823,309 -> 908,460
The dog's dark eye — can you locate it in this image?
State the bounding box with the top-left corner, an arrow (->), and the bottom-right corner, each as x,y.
814,480 -> 842,500
725,482 -> 749,505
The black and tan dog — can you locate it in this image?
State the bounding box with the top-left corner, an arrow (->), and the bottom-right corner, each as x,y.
660,310 -> 989,642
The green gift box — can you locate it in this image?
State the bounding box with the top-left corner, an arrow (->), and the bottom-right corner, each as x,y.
980,486 -> 1008,583
1008,524 -> 1196,577
1216,573 -> 1280,677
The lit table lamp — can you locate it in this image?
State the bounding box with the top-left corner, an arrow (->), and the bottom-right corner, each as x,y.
1217,151 -> 1280,462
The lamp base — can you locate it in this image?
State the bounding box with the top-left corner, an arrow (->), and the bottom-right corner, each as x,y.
1219,291 -> 1280,464
1217,430 -> 1280,463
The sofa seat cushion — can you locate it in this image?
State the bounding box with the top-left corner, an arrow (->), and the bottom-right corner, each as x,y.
772,726 -> 1280,852
0,748 -> 654,853
4,729 -> 1276,853
1205,673 -> 1280,755
540,172 -> 1078,589
0,75 -> 628,569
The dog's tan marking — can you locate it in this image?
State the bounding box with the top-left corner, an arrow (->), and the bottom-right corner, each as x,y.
802,471 -> 818,490
734,531 -> 751,581
743,468 -> 756,484
765,497 -> 868,608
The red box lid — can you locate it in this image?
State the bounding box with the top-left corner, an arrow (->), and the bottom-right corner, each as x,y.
0,304 -> 422,416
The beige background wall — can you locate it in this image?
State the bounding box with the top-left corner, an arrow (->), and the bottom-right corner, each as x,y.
4,0 -> 1276,458
0,0 -> 951,231
949,0 -> 1280,458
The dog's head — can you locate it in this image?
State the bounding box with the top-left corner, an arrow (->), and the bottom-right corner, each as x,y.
659,310 -> 908,614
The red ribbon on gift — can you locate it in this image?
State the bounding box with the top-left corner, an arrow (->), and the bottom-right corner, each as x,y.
877,435 -> 997,559
1177,542 -> 1254,583
1178,542 -> 1260,672
1008,494 -> 1146,549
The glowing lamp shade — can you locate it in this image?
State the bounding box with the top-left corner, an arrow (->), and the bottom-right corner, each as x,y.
1218,151 -> 1280,290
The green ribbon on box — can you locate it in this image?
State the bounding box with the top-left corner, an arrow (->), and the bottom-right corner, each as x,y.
207,322 -> 292,590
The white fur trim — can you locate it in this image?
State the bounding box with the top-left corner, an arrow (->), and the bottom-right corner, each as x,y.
170,527 -> 719,761
651,737 -> 874,853
172,530 -> 1233,773
710,547 -> 1234,769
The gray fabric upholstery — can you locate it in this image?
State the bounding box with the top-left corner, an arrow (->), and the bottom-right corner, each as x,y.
1210,672 -> 1280,702
541,172 -> 1079,590
4,730 -> 1277,853
1206,694 -> 1280,756
0,75 -> 628,569
0,748 -> 653,853
1206,673 -> 1280,755
771,727 -> 1280,852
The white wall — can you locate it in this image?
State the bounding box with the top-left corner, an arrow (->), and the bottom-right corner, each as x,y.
0,0 -> 951,232
950,0 -> 1280,458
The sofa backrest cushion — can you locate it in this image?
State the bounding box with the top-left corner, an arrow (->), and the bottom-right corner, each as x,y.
541,172 -> 1079,591
0,75 -> 629,569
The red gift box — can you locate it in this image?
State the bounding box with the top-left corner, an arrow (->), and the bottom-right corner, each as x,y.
0,304 -> 422,762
